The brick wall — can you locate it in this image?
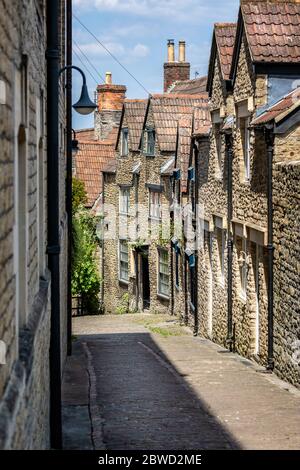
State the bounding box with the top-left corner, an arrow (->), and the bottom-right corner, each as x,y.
164,63 -> 190,92
94,84 -> 126,141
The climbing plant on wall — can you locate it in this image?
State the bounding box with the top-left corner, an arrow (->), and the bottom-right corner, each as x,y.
72,178 -> 101,314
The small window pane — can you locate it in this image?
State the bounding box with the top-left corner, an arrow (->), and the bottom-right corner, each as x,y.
120,188 -> 130,214
158,250 -> 169,296
144,129 -> 155,155
121,128 -> 128,156
119,241 -> 129,282
149,191 -> 161,219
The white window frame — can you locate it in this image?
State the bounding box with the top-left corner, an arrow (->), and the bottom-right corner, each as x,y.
120,128 -> 129,156
149,190 -> 161,220
158,249 -> 169,297
119,187 -> 130,215
119,240 -> 129,283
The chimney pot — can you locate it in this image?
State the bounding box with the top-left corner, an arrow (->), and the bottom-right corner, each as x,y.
179,41 -> 186,63
105,72 -> 112,85
167,39 -> 175,63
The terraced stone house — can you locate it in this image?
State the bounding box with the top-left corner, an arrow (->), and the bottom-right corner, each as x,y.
101,42 -> 208,315
184,0 -> 300,387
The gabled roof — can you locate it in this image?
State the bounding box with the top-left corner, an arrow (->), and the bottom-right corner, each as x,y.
177,117 -> 193,192
193,106 -> 212,137
106,127 -> 119,145
75,141 -> 115,208
75,128 -> 95,141
252,87 -> 300,126
207,23 -> 237,95
231,1 -> 300,79
173,103 -> 211,193
168,76 -> 208,95
116,99 -> 147,152
145,93 -> 209,153
160,156 -> 175,176
102,159 -> 117,174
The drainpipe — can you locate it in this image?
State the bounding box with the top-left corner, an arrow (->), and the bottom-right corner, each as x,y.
265,127 -> 275,371
170,208 -> 174,316
46,0 -> 62,449
184,257 -> 188,325
193,140 -> 199,336
101,177 -> 105,309
225,132 -> 234,351
66,0 -> 72,356
193,253 -> 199,336
135,173 -> 139,311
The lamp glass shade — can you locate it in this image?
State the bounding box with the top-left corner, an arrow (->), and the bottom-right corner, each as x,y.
73,84 -> 97,115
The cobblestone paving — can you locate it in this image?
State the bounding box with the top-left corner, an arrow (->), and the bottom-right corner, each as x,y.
63,314 -> 300,450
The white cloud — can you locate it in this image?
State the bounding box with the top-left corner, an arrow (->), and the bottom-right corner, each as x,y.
73,0 -> 239,23
77,41 -> 125,57
75,41 -> 149,61
132,44 -> 149,58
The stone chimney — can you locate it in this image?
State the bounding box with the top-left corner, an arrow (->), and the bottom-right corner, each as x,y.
94,72 -> 126,141
163,40 -> 190,92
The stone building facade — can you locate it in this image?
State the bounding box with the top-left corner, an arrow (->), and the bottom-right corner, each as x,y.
0,0 -> 68,448
182,1 -> 300,386
101,91 -> 208,315
273,161 -> 300,387
100,2 -> 299,388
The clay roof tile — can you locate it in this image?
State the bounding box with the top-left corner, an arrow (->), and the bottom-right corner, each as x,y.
74,141 -> 115,207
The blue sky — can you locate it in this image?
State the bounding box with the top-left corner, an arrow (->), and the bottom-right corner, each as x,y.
72,0 -> 240,129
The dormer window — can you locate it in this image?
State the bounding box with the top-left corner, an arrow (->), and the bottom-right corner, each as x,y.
121,128 -> 128,156
144,127 -> 155,156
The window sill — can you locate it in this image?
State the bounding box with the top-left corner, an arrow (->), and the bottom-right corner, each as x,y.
157,293 -> 170,302
120,154 -> 129,158
119,279 -> 129,286
145,153 -> 155,158
239,292 -> 247,304
119,212 -> 130,217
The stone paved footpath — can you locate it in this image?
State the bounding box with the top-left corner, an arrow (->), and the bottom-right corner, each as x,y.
62,314 -> 300,450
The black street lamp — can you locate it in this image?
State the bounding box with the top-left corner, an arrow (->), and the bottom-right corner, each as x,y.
59,64 -> 96,361
60,65 -> 97,114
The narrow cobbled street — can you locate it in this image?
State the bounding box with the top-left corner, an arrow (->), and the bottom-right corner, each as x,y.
62,314 -> 300,451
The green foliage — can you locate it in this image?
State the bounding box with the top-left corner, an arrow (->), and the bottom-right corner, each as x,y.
72,178 -> 88,214
116,293 -> 130,315
72,208 -> 101,314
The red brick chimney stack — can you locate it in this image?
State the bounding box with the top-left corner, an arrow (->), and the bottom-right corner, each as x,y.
94,73 -> 126,141
164,40 -> 190,92
97,72 -> 126,112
